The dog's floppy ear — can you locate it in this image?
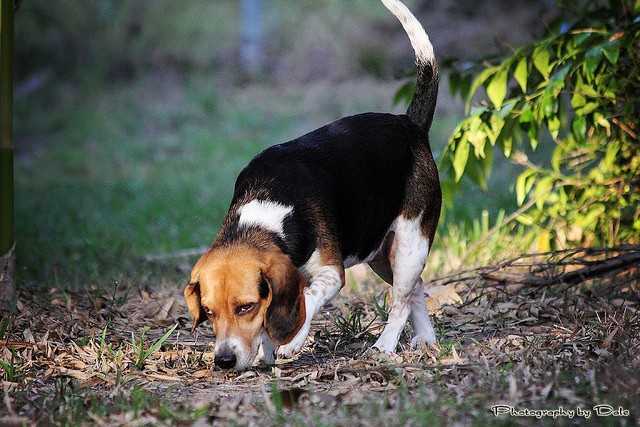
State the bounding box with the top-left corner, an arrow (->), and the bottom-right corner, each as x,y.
184,281 -> 207,334
262,251 -> 306,345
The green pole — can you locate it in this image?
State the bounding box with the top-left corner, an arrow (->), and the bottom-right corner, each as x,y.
0,0 -> 16,308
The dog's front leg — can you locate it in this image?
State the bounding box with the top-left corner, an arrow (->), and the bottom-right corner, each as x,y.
257,331 -> 276,365
277,264 -> 343,358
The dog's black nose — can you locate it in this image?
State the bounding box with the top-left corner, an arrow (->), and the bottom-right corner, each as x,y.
214,352 -> 237,369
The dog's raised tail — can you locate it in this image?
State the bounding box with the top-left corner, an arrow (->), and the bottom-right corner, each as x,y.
381,0 -> 438,134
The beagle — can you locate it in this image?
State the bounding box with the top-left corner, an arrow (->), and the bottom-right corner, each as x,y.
185,0 -> 441,370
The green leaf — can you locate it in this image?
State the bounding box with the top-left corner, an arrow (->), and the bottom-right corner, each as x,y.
467,116 -> 487,157
448,71 -> 460,96
453,138 -> 470,182
496,99 -> 517,119
534,176 -> 555,209
480,143 -> 494,183
533,47 -> 550,79
551,64 -> 570,87
501,136 -> 513,158
577,102 -> 599,115
145,324 -> 178,357
497,118 -> 516,158
593,112 -> 611,132
577,203 -> 606,230
515,169 -> 535,206
459,74 -> 473,101
601,40 -> 620,65
584,48 -> 603,78
136,323 -> 179,369
571,92 -> 586,109
465,147 -> 493,190
542,96 -> 556,118
487,69 -> 508,109
518,105 -> 533,125
465,66 -> 498,112
572,114 -> 587,140
572,32 -> 591,48
514,57 -> 528,92
602,139 -> 620,170
515,213 -> 535,226
487,115 -> 505,146
576,81 -> 600,98
547,115 -> 561,139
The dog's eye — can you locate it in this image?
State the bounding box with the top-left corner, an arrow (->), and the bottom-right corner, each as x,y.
236,303 -> 255,315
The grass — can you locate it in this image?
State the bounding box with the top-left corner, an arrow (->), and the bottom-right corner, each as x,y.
0,350 -> 21,383
132,324 -> 179,369
43,380 -> 203,425
16,73 -> 279,283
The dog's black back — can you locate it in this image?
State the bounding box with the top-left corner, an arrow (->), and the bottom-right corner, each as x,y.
216,112 -> 438,267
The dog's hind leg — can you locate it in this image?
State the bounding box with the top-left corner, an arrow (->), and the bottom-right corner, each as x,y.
372,215 -> 432,353
409,277 -> 436,347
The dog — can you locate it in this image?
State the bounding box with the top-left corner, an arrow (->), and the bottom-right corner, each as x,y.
184,0 -> 441,370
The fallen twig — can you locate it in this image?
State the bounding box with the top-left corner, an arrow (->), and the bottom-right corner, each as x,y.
432,245 -> 640,290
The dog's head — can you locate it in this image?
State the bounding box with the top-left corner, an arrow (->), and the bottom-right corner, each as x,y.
184,245 -> 306,370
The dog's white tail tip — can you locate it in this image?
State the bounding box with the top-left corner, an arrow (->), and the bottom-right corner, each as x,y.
380,0 -> 435,66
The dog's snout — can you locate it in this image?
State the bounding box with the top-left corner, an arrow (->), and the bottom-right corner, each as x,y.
214,351 -> 237,369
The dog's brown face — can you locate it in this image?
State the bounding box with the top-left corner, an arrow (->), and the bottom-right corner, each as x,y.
184,245 -> 306,370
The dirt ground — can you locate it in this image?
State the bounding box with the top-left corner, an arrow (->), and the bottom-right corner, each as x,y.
2,247 -> 639,425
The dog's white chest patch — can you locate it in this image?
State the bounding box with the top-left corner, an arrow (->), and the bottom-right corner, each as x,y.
237,200 -> 293,236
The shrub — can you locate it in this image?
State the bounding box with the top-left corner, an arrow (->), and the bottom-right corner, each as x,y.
441,0 -> 639,248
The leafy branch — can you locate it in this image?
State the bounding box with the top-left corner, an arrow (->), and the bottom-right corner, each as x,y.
440,0 -> 639,248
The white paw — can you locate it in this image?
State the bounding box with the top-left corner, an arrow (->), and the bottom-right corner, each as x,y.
372,334 -> 397,353
276,326 -> 309,359
411,312 -> 437,347
276,343 -> 297,359
411,334 -> 437,349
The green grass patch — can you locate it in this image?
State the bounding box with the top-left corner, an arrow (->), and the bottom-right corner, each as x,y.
15,72 -> 297,285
